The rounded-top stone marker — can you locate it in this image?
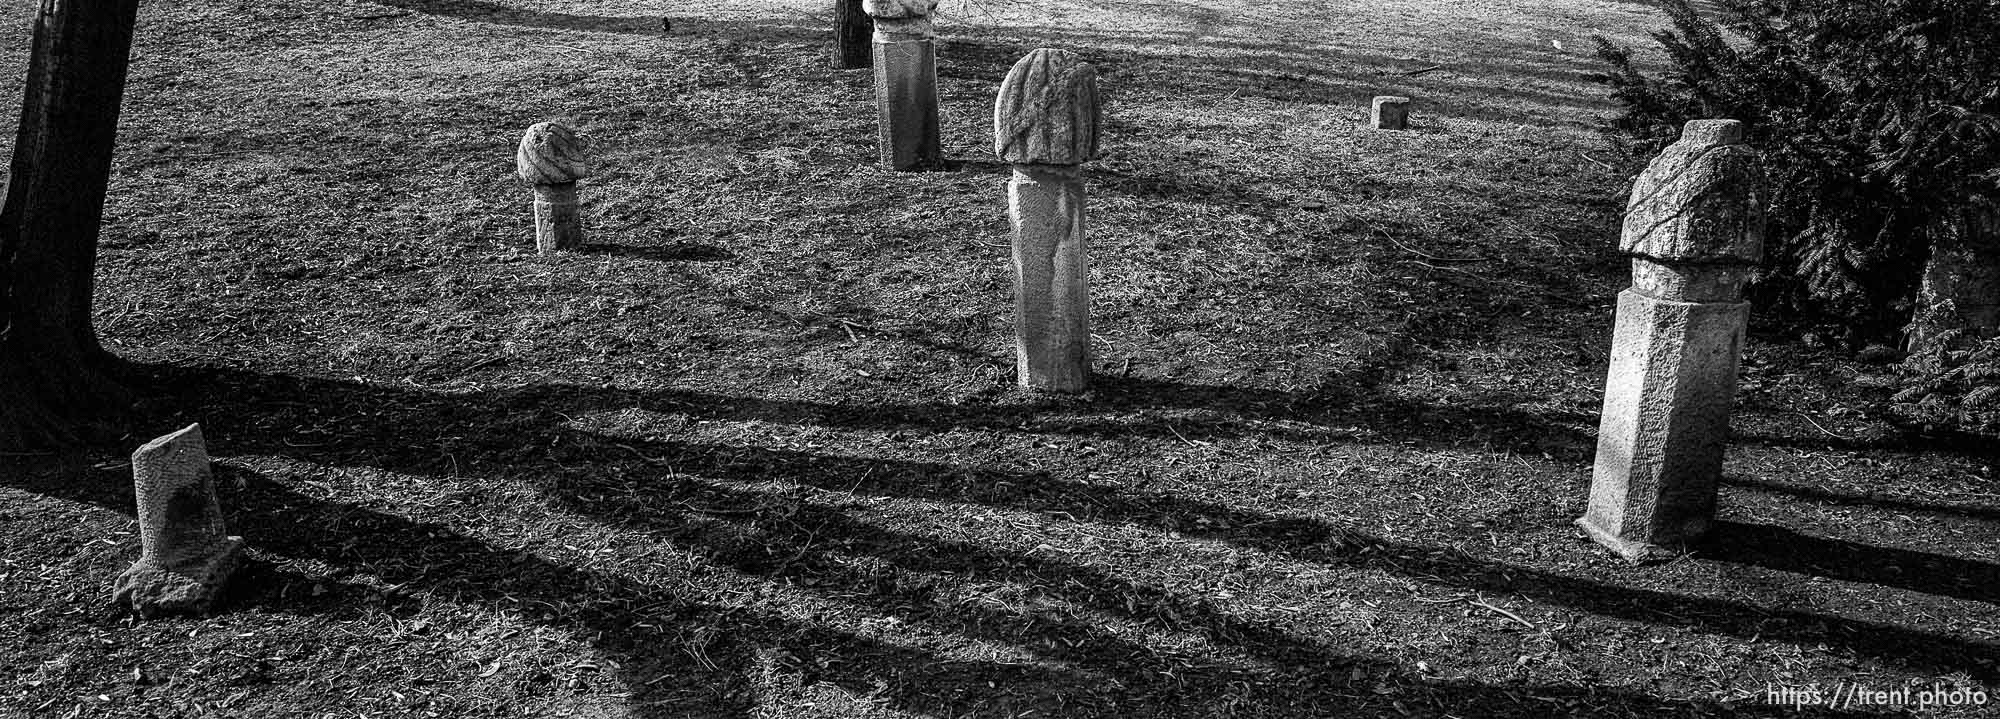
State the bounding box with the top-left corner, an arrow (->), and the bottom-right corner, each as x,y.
996,48 -> 1101,393
995,48 -> 1101,165
516,122 -> 589,185
515,122 -> 588,253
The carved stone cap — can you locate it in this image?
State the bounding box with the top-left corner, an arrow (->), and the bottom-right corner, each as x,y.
863,0 -> 937,19
1619,119 -> 1763,264
516,122 -> 589,185
994,48 -> 1100,165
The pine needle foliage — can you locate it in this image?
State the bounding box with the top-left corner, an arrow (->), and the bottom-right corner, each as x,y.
1891,304 -> 2000,434
1592,0 -> 2000,340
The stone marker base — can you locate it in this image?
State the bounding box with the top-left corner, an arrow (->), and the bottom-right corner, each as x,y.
1579,289 -> 1746,564
533,182 -> 582,253
1574,516 -> 1684,564
1008,164 -> 1090,392
113,536 -> 245,617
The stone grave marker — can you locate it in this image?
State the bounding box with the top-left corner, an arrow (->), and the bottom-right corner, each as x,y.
113,424 -> 245,616
1579,119 -> 1764,563
996,48 -> 1101,393
517,121 -> 589,254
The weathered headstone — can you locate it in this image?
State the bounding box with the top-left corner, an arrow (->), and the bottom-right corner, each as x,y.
516,122 -> 589,254
112,424 -> 245,617
833,0 -> 873,69
865,0 -> 942,170
1372,96 -> 1410,130
996,48 -> 1100,393
1579,119 -> 1763,563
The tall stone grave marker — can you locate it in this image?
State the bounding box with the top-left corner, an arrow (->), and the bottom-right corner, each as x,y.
517,122 -> 589,254
1579,119 -> 1763,563
865,0 -> 942,170
113,424 -> 245,616
996,48 -> 1100,393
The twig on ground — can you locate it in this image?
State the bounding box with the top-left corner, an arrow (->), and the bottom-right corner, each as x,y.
1470,599 -> 1536,629
1403,65 -> 1443,76
1166,424 -> 1208,447
1359,218 -> 1485,262
1795,411 -> 1856,441
1579,152 -> 1615,171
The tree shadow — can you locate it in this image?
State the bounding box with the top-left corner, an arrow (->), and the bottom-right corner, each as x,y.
368,0 -> 663,35
100,364 -> 2000,687
362,1 -> 826,44
1732,426 -> 2000,464
578,241 -> 735,262
9,460 -> 1140,717
4,452 -> 1871,717
140,357 -> 1594,465
1697,521 -> 2000,605
939,30 -> 1613,126
1722,475 -> 2000,522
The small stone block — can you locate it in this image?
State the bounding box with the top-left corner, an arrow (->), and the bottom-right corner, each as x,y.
1371,96 -> 1410,130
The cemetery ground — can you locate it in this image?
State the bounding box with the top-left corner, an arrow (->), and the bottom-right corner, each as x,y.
2,0 -> 1997,717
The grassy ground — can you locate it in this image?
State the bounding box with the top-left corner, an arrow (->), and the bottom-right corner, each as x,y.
2,0 -> 1996,717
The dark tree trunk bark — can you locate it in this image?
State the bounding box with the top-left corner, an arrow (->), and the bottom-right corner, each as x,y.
1909,197 -> 2000,354
833,0 -> 872,70
0,0 -> 142,449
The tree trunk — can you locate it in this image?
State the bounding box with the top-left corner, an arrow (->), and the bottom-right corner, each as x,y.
0,0 -> 142,449
832,0 -> 872,69
1908,196 -> 2000,354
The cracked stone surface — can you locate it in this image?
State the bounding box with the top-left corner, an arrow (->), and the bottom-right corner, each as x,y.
1619,119 -> 1763,265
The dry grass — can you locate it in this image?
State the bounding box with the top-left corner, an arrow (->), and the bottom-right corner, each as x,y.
1,0 -> 1996,717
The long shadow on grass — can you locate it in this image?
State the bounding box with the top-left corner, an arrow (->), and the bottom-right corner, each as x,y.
1697,521 -> 2000,605
365,0 -> 825,43
367,0 -> 661,34
6,456 -> 1850,717
12,461 -> 1147,718
1722,475 -> 2000,521
941,32 -> 1609,126
704,271 -> 1601,460
579,241 -> 736,262
122,364 -> 2000,685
